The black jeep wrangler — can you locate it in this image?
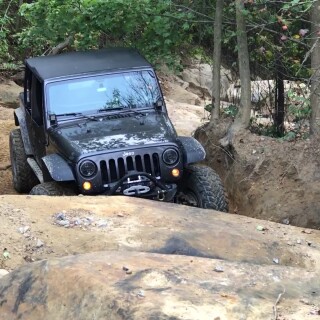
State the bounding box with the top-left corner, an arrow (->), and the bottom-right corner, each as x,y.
9,48 -> 228,211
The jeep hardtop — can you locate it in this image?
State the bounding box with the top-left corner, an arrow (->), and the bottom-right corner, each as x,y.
10,48 -> 228,211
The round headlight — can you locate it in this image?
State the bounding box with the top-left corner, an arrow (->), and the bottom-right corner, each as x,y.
79,160 -> 97,177
163,148 -> 179,165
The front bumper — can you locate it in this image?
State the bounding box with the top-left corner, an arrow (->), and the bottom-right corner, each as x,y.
103,171 -> 177,202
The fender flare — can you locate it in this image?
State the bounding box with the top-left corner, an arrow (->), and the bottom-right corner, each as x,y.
177,136 -> 206,165
42,154 -> 75,182
14,107 -> 33,156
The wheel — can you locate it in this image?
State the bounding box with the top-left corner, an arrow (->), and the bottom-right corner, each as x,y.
177,165 -> 229,212
9,129 -> 38,193
30,182 -> 77,196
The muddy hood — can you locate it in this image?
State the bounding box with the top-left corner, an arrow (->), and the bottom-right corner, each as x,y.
49,112 -> 177,161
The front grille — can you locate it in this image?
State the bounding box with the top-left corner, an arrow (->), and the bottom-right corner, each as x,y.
100,153 -> 161,184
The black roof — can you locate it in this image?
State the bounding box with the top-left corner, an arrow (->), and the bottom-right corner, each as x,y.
26,48 -> 152,81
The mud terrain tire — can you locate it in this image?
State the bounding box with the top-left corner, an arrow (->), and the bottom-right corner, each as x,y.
30,182 -> 76,196
180,165 -> 228,212
10,129 -> 38,193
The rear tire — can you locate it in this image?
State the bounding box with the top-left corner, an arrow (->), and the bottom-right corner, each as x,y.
9,129 -> 38,193
178,165 -> 229,212
30,182 -> 76,196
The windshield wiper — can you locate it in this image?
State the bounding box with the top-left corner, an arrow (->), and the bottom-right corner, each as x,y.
97,107 -> 151,118
55,112 -> 99,121
98,107 -> 124,113
121,108 -> 149,117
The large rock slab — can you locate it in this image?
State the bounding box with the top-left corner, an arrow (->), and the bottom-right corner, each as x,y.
0,195 -> 319,271
0,195 -> 319,318
0,251 -> 319,319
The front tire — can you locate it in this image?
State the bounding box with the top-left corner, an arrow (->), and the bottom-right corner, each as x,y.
9,129 -> 38,193
30,182 -> 76,196
178,165 -> 228,212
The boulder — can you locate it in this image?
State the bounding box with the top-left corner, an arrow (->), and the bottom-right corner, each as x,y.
166,82 -> 202,106
181,63 -> 233,99
0,80 -> 22,108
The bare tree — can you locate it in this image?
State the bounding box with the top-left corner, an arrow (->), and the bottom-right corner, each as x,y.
310,0 -> 320,136
211,0 -> 224,122
232,0 -> 251,131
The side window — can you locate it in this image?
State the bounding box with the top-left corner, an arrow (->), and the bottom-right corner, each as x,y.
31,75 -> 44,126
24,68 -> 32,112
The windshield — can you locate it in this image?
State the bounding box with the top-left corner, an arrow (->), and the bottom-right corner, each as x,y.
46,70 -> 161,115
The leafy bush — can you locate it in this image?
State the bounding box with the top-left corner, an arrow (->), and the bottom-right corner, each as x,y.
287,88 -> 311,121
18,0 -> 194,69
0,0 -> 15,62
222,104 -> 238,118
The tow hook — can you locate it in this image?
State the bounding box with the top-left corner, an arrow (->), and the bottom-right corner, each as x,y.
158,190 -> 166,201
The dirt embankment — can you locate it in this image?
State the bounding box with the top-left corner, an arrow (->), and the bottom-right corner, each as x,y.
196,121 -> 320,229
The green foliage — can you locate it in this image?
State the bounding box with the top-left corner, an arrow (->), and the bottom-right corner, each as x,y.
0,0 -> 29,65
249,118 -> 280,137
0,0 -> 316,138
282,131 -> 296,141
222,104 -> 238,118
0,0 -> 15,62
2,0 -> 314,81
17,0 -> 194,69
204,103 -> 238,119
204,103 -> 213,113
287,88 -> 311,121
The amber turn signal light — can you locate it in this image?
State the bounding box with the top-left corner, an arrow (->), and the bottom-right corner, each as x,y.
171,168 -> 180,177
83,181 -> 92,190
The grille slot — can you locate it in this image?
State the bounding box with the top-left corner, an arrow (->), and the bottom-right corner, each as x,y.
100,152 -> 161,184
109,159 -> 117,181
135,155 -> 143,172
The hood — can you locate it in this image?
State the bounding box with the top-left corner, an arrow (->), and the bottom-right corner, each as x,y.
48,112 -> 177,161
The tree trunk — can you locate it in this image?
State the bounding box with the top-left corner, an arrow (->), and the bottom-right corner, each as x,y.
210,0 -> 224,122
274,53 -> 285,136
310,0 -> 320,136
232,0 -> 251,131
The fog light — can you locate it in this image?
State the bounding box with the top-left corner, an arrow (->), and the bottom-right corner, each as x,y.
83,181 -> 92,191
171,168 -> 180,177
